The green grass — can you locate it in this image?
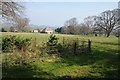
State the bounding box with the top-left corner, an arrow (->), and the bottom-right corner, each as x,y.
1,32 -> 120,79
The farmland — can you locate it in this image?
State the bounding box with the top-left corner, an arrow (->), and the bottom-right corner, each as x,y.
1,32 -> 120,79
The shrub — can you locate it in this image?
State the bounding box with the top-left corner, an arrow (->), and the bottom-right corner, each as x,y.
46,34 -> 59,54
15,36 -> 31,50
2,35 -> 31,52
2,35 -> 16,52
46,34 -> 59,46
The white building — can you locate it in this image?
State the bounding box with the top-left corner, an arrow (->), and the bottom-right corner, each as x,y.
33,29 -> 39,33
41,27 -> 53,34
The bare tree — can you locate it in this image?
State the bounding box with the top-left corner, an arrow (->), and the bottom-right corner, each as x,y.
63,20 -> 69,34
0,0 -> 25,23
94,9 -> 120,37
16,18 -> 29,32
64,18 -> 78,34
78,23 -> 91,35
84,16 -> 97,33
74,24 -> 81,34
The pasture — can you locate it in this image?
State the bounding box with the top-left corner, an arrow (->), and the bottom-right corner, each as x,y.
1,32 -> 120,79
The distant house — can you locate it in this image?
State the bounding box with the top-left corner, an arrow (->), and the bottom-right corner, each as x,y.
41,27 -> 53,34
33,29 -> 39,33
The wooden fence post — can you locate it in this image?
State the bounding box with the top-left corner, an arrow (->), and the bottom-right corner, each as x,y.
73,40 -> 77,55
88,39 -> 91,52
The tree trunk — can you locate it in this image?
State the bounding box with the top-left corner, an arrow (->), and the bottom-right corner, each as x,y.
106,32 -> 110,37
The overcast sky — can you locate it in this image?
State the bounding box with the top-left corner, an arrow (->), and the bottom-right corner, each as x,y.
25,2 -> 118,27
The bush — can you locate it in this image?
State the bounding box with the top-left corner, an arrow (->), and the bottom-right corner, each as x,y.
45,34 -> 59,54
2,35 -> 31,52
2,35 -> 16,52
46,34 -> 59,46
15,36 -> 31,50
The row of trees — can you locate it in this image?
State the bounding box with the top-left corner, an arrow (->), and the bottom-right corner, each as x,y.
1,1 -> 120,37
55,9 -> 120,37
0,0 -> 29,32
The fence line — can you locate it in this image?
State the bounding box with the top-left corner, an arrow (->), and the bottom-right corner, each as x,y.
62,37 -> 91,54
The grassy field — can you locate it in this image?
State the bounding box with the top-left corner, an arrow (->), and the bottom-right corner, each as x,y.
1,32 -> 120,79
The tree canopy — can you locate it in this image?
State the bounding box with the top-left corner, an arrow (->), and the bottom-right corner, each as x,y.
0,0 -> 25,23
